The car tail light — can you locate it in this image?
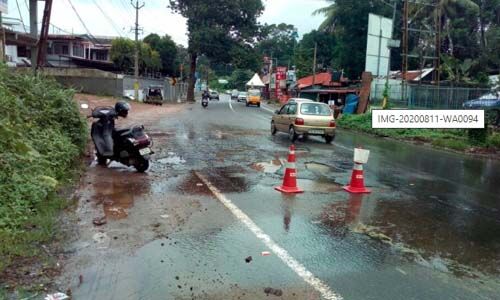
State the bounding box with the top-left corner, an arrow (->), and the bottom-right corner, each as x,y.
329,120 -> 336,127
295,118 -> 305,125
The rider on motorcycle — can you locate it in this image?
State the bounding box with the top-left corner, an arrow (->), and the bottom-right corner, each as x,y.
202,89 -> 210,100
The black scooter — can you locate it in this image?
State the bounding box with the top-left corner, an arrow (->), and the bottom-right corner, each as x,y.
202,96 -> 209,108
85,103 -> 153,172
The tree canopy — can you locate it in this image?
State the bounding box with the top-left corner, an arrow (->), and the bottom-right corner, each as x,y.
169,0 -> 264,100
294,30 -> 337,79
143,33 -> 178,76
110,38 -> 161,75
256,23 -> 298,67
314,0 -> 500,83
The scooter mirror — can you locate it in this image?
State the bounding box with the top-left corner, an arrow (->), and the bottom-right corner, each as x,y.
80,103 -> 89,109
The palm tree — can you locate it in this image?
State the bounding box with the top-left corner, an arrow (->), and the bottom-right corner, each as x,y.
433,0 -> 479,55
312,0 -> 337,33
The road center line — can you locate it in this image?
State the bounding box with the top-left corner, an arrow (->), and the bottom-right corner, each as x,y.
194,172 -> 343,300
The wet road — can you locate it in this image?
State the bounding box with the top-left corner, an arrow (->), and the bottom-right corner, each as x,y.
61,95 -> 500,299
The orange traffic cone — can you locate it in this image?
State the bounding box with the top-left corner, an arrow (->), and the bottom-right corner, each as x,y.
275,145 -> 304,194
343,163 -> 371,194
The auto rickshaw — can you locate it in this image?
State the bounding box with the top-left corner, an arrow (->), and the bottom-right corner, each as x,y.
246,89 -> 261,107
143,86 -> 164,106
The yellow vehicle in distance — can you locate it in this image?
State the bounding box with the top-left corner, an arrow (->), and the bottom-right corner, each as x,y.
246,89 -> 261,107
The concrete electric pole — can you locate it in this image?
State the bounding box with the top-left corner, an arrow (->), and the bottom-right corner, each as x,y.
131,0 -> 144,101
29,0 -> 38,70
0,11 -> 4,63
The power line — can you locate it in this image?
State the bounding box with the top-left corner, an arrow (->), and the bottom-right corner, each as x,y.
65,0 -> 98,43
111,0 -> 133,30
92,0 -> 123,37
119,0 -> 135,18
15,0 -> 27,33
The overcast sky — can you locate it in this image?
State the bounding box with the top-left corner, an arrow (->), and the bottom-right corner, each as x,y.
5,0 -> 328,45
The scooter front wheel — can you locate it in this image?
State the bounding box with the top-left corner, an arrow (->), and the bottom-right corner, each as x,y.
134,157 -> 150,173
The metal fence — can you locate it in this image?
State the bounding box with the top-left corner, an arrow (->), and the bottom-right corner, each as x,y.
371,83 -> 491,109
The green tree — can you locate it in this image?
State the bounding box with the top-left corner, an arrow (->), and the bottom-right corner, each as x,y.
111,38 -> 162,75
169,0 -> 264,101
314,0 -> 391,78
256,23 -> 298,67
110,38 -> 135,72
228,69 -> 254,91
144,33 -> 178,76
294,30 -> 337,79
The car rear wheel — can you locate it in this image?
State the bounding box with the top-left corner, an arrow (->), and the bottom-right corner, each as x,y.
325,135 -> 335,144
271,121 -> 277,135
289,126 -> 298,142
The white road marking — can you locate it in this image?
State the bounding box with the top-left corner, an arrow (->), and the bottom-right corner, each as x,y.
228,98 -> 236,113
195,172 -> 343,300
260,104 -> 276,113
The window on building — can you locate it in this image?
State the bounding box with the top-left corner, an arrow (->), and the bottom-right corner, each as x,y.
73,44 -> 84,57
94,50 -> 108,61
62,45 -> 69,55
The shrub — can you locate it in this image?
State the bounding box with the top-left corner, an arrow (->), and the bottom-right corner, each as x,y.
467,128 -> 488,146
487,133 -> 500,148
0,65 -> 87,271
431,138 -> 469,151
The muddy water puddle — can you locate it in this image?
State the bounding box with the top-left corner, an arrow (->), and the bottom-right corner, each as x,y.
177,172 -> 212,195
319,192 -> 500,278
297,179 -> 344,193
305,162 -> 346,174
88,167 -> 151,220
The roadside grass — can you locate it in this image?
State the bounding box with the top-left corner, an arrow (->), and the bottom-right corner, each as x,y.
337,113 -> 496,152
0,65 -> 87,289
487,132 -> 500,148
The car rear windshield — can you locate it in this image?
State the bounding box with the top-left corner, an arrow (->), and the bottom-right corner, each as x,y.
249,90 -> 260,96
300,103 -> 331,116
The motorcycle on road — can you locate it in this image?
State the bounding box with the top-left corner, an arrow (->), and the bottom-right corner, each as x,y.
82,101 -> 153,172
202,96 -> 209,108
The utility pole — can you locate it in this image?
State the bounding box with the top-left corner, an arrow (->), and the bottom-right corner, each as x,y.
312,42 -> 317,86
0,11 -> 4,63
131,0 -> 145,101
36,0 -> 53,70
29,0 -> 38,71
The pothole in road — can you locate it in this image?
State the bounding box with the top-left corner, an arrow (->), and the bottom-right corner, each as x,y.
250,159 -> 282,174
88,170 -> 151,220
178,167 -> 251,194
305,162 -> 345,174
177,172 -> 212,195
329,160 -> 353,171
298,179 -> 344,193
157,153 -> 186,165
206,166 -> 251,193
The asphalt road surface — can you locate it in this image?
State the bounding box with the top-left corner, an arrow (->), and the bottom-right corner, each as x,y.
61,94 -> 500,300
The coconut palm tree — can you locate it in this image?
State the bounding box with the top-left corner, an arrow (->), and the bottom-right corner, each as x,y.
312,0 -> 338,33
